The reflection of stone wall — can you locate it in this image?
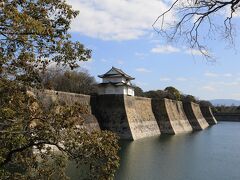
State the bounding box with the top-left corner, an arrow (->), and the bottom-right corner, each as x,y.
200,106 -> 217,125
152,99 -> 192,134
183,102 -> 209,130
33,90 -> 100,132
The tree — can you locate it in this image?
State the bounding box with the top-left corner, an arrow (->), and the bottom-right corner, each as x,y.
1,0 -> 91,84
144,90 -> 168,99
41,68 -> 98,95
153,0 -> 240,57
0,82 -> 119,179
164,86 -> 182,101
0,0 -> 119,179
182,95 -> 198,103
199,100 -> 213,107
133,85 -> 145,97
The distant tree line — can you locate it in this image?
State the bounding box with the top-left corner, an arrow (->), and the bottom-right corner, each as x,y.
134,85 -> 213,106
213,105 -> 240,113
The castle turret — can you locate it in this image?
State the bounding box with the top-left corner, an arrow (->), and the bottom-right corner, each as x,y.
98,67 -> 135,96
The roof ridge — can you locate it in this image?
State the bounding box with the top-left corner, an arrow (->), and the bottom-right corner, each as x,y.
98,67 -> 135,80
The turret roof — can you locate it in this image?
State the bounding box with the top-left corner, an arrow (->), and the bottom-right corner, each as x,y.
98,67 -> 135,80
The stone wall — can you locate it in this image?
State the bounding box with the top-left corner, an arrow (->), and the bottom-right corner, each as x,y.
91,95 -> 133,139
33,90 -> 100,132
176,101 -> 193,132
31,90 -> 217,140
92,95 -> 160,140
124,96 -> 160,140
183,102 -> 209,130
152,99 -> 192,134
200,106 -> 217,125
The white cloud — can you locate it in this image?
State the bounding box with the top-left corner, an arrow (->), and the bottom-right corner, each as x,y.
204,72 -> 219,77
150,45 -> 211,56
204,72 -> 235,78
218,81 -> 240,86
136,68 -> 151,73
68,0 -> 173,40
135,52 -> 148,59
160,77 -> 171,82
151,45 -> 180,54
117,60 -> 124,65
202,85 -> 216,92
176,77 -> 187,81
100,58 -> 108,63
223,73 -> 232,77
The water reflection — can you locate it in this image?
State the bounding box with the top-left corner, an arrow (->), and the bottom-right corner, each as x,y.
115,122 -> 240,180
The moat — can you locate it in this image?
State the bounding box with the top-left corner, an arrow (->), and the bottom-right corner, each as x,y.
115,122 -> 240,180
68,122 -> 240,180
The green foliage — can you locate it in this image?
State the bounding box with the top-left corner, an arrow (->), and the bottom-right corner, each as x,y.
164,86 -> 182,101
214,105 -> 240,113
0,80 -> 120,179
133,85 -> 145,97
0,0 -> 91,84
199,100 -> 213,107
144,90 -> 166,99
136,86 -> 205,104
143,87 -> 181,100
41,68 -> 98,95
182,95 -> 198,103
0,0 -> 119,179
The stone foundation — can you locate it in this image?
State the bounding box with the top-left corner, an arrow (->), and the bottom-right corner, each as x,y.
183,102 -> 209,130
33,90 -> 100,132
31,90 -> 217,140
200,106 -> 217,125
92,95 -> 160,140
152,99 -> 192,134
124,96 -> 161,140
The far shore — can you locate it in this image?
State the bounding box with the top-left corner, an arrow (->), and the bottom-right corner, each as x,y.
214,113 -> 240,122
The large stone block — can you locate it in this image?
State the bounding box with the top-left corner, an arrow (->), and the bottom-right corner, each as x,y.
92,95 -> 160,140
124,96 -> 161,140
200,106 -> 217,125
183,102 -> 209,130
91,95 -> 133,139
152,98 -> 192,134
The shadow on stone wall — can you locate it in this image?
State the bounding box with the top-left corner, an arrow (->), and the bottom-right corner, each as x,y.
152,98 -> 192,134
183,102 -> 209,130
200,106 -> 217,125
33,90 -> 217,140
33,89 -> 100,132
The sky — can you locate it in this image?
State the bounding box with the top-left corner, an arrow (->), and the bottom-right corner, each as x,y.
67,0 -> 240,100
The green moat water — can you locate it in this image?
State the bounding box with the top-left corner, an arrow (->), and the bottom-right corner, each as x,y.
115,122 -> 240,180
69,122 -> 240,180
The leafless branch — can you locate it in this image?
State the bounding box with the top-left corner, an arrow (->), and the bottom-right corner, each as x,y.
153,0 -> 240,58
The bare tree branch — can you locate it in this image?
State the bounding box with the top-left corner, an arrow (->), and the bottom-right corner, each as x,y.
153,0 -> 240,58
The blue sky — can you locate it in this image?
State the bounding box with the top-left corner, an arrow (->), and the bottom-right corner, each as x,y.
67,0 -> 240,100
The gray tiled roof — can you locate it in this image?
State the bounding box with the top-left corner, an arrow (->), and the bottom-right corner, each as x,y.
98,67 -> 135,80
